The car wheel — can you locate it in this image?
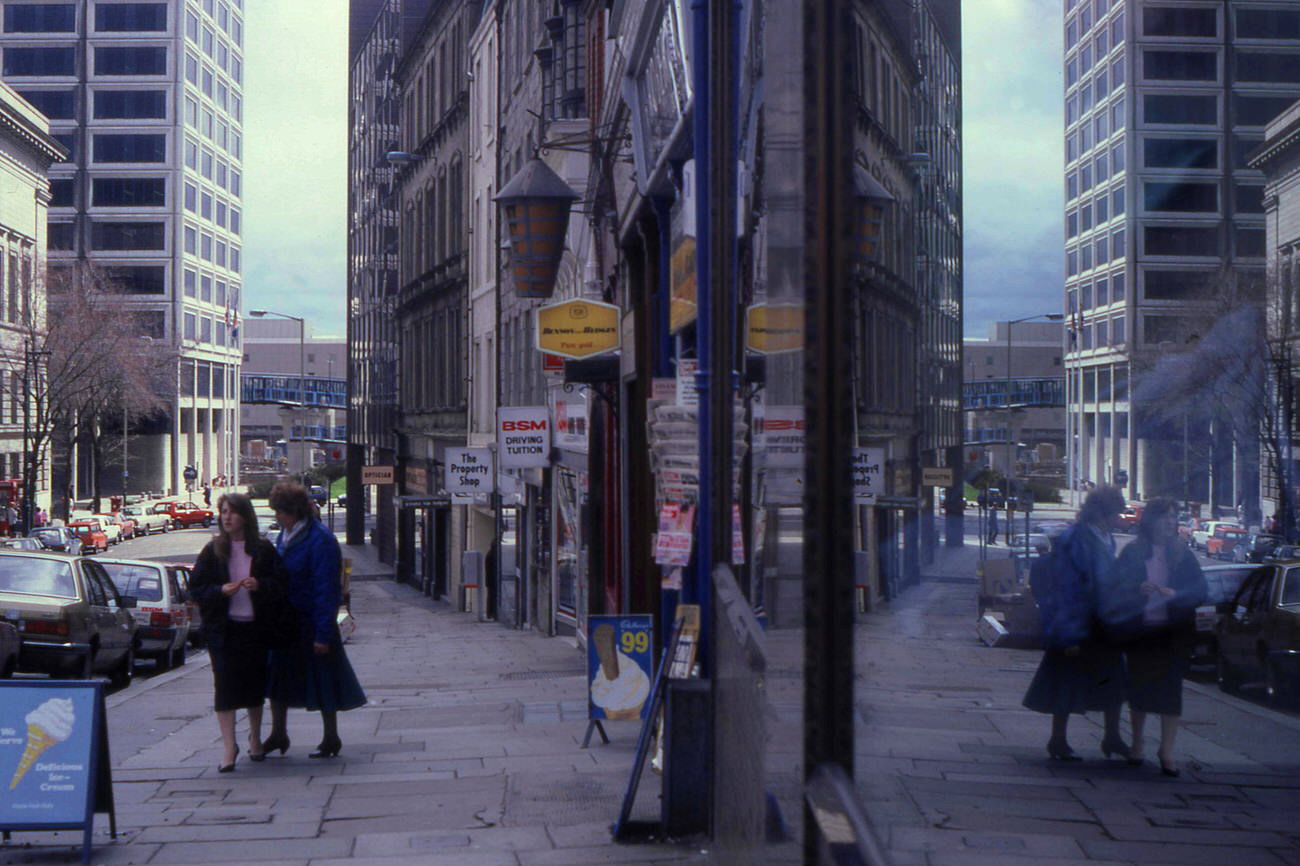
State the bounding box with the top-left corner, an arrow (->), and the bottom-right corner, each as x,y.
141,525 -> 149,536
189,629 -> 205,649
1266,657 -> 1296,709
1217,654 -> 1240,693
110,646 -> 134,688
0,655 -> 15,678
203,517 -> 212,528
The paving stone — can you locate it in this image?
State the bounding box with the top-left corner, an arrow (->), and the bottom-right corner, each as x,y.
148,837 -> 352,863
888,825 -> 1086,858
516,844 -> 710,864
134,821 -> 322,843
1080,838 -> 1289,865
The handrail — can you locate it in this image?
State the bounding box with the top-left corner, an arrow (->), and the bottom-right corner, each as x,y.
805,763 -> 890,866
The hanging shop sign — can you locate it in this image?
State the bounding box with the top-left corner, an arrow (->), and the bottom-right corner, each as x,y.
444,448 -> 495,495
587,615 -> 654,722
745,303 -> 804,354
361,465 -> 395,485
554,397 -> 589,453
535,299 -> 620,360
405,465 -> 429,494
852,448 -> 886,504
921,467 -> 954,487
497,406 -> 551,469
757,405 -> 805,469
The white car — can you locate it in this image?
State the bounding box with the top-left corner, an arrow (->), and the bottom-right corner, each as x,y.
97,513 -> 132,542
1192,520 -> 1242,550
121,503 -> 169,535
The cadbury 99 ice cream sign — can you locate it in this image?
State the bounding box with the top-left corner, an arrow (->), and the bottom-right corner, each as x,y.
1,685 -> 96,826
587,615 -> 654,721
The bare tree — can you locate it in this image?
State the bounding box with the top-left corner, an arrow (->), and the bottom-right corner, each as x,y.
2,262 -> 172,520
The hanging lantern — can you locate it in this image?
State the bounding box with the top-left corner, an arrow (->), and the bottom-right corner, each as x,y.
852,164 -> 894,266
494,158 -> 579,299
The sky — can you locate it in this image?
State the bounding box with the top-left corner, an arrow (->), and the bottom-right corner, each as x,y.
239,1 -> 1062,339
243,4 -> 348,337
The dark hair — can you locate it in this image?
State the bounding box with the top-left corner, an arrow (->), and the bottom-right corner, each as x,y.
214,492 -> 259,561
268,481 -> 313,522
1136,497 -> 1180,546
1077,484 -> 1125,526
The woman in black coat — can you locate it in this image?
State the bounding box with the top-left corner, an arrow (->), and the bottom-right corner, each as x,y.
190,493 -> 289,772
1100,498 -> 1207,777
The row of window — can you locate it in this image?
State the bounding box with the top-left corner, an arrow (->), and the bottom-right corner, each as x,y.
183,94 -> 241,159
3,3 -> 166,33
48,219 -> 162,251
1066,3 -> 1124,67
183,6 -> 241,82
1074,315 -> 1127,352
184,53 -> 241,120
182,267 -> 238,309
182,312 -> 232,347
1066,183 -> 1124,237
1074,5 -> 1300,42
183,138 -> 241,197
16,87 -> 164,120
2,45 -> 168,77
182,223 -> 240,272
182,183 -> 241,234
1066,141 -> 1125,200
0,243 -> 34,327
1068,270 -> 1127,314
1067,227 -> 1127,276
185,0 -> 241,50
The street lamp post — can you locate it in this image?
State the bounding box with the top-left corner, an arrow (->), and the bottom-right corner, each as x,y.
1004,313 -> 1064,513
249,310 -> 306,475
21,344 -> 51,535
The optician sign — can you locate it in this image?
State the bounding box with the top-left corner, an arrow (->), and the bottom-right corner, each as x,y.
497,407 -> 551,468
535,299 -> 620,359
445,449 -> 495,494
361,465 -> 395,485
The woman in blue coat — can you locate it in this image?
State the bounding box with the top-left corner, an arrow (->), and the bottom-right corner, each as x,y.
262,482 -> 366,758
1023,486 -> 1129,761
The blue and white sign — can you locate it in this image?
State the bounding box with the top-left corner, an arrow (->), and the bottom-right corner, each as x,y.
587,615 -> 654,721
0,683 -> 99,828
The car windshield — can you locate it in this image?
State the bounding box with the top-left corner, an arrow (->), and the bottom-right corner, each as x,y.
100,563 -> 164,602
30,530 -> 61,543
1203,568 -> 1256,606
0,557 -> 76,598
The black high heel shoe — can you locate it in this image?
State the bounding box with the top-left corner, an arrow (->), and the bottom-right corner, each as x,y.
1158,751 -> 1180,777
309,735 -> 341,759
1100,737 -> 1132,760
248,740 -> 266,762
218,745 -> 240,773
261,732 -> 290,756
1046,739 -> 1082,761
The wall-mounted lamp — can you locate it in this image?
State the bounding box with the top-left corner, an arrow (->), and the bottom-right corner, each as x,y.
852,164 -> 894,266
493,158 -> 579,299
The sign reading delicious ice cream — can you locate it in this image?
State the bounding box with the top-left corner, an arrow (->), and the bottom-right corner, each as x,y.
0,681 -> 115,860
587,616 -> 654,721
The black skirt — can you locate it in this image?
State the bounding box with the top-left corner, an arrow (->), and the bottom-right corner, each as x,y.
211,620 -> 269,712
1022,640 -> 1126,715
1125,629 -> 1190,715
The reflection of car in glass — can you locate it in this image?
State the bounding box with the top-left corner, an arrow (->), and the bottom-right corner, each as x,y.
1265,544 -> 1300,563
98,558 -> 190,669
28,526 -> 83,556
310,485 -> 328,505
1214,562 -> 1300,706
1117,505 -> 1143,531
1235,533 -> 1283,563
1206,526 -> 1250,560
1193,564 -> 1258,664
0,551 -> 138,684
0,620 -> 18,677
1192,520 -> 1242,551
165,563 -> 203,647
1,537 -> 46,551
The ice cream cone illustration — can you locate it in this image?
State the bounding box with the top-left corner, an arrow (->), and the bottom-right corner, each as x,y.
591,625 -> 650,721
9,698 -> 75,790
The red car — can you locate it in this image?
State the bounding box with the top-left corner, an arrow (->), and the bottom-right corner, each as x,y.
1207,526 -> 1250,560
67,518 -> 109,553
158,501 -> 213,529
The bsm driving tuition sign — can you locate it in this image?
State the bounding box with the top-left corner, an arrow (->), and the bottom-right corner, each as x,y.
445,448 -> 495,494
497,407 -> 551,469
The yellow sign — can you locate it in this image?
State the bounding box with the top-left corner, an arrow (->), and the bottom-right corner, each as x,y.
361,465 -> 394,485
745,303 -> 804,354
536,298 -> 621,359
669,236 -> 697,333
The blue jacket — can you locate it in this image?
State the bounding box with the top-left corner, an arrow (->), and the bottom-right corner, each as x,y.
1040,522 -> 1115,649
276,519 -> 342,646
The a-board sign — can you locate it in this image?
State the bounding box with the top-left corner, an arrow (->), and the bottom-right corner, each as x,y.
445,448 -> 494,494
0,680 -> 116,864
587,615 -> 654,721
497,406 -> 551,468
851,447 -> 885,503
922,466 -> 955,487
361,465 -> 395,485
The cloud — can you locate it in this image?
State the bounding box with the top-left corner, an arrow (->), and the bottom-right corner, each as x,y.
243,3 -> 347,334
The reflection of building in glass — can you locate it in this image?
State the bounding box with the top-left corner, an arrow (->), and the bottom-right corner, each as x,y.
1062,0 -> 1300,508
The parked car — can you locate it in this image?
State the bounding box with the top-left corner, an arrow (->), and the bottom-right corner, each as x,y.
158,501 -> 213,530
98,558 -> 190,669
1191,520 -> 1242,551
0,620 -> 18,677
121,503 -> 169,535
1207,526 -> 1250,560
1,537 -> 46,551
1193,564 -> 1259,663
28,526 -> 83,556
1235,533 -> 1284,564
1267,544 -> 1300,563
1179,516 -> 1209,545
1214,561 -> 1300,706
74,511 -> 121,546
165,562 -> 203,648
67,518 -> 110,554
0,550 -> 138,684
309,485 -> 328,506
1118,504 -> 1144,531
101,512 -> 135,541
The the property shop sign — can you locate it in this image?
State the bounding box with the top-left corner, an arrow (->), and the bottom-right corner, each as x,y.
497,407 -> 551,469
445,448 -> 495,494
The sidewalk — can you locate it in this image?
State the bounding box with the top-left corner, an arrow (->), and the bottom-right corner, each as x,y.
2,542 -> 708,865
855,539 -> 1300,865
